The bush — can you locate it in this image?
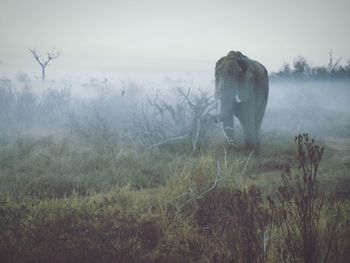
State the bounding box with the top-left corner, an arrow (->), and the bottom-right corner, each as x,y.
270,134 -> 342,263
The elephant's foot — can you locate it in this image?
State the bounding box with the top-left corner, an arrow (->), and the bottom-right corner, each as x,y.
244,139 -> 260,153
243,132 -> 257,149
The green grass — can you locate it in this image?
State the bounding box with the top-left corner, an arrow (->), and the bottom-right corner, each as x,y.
0,132 -> 349,262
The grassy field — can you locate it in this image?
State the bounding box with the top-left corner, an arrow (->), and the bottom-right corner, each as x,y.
0,130 -> 349,262
0,80 -> 349,262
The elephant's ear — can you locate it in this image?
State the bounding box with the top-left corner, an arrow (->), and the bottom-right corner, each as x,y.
215,57 -> 226,74
215,57 -> 226,82
238,58 -> 257,82
215,56 -> 226,98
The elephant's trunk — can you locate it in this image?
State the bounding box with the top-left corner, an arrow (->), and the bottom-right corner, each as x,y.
218,78 -> 251,104
219,79 -> 238,100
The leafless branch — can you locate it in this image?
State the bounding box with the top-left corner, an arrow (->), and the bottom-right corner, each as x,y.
149,134 -> 190,149
147,93 -> 164,117
216,124 -> 239,149
29,49 -> 43,67
196,161 -> 223,199
192,117 -> 201,153
29,49 -> 59,67
177,87 -> 195,109
242,150 -> 255,176
182,161 -> 223,210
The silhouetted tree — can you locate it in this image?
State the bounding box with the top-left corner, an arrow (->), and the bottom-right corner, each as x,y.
29,49 -> 60,82
293,56 -> 310,79
281,63 -> 291,74
278,63 -> 292,78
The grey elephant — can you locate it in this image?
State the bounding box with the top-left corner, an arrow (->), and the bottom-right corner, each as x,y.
213,51 -> 269,150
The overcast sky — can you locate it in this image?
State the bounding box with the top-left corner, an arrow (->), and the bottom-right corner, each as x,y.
0,0 -> 349,80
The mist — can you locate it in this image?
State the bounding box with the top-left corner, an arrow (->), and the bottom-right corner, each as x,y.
1,74 -> 349,143
1,1 -> 350,261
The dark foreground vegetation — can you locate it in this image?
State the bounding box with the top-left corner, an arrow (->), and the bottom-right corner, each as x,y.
0,77 -> 349,262
1,132 -> 349,263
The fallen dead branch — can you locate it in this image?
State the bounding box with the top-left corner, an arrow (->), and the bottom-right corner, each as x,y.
149,134 -> 190,149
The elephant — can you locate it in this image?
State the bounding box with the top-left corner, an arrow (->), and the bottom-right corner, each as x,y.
213,51 -> 269,150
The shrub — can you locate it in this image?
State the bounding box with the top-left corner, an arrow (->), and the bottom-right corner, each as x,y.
271,134 -> 341,263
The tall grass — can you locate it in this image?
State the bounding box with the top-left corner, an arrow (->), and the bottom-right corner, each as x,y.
0,134 -> 349,262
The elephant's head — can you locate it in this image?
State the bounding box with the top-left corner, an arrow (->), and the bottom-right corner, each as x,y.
215,51 -> 255,103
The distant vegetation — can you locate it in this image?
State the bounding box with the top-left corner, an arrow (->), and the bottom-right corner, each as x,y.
270,51 -> 350,82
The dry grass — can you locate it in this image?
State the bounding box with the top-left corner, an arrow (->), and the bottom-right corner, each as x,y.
0,133 -> 349,262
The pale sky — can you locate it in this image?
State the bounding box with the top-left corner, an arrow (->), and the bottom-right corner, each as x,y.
0,0 -> 349,80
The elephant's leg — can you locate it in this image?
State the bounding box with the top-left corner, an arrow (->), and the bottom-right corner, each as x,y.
244,122 -> 258,150
254,109 -> 264,150
237,102 -> 258,150
219,89 -> 235,140
254,92 -> 268,149
223,116 -> 235,141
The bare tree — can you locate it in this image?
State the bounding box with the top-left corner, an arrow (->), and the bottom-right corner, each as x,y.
29,49 -> 60,82
327,49 -> 342,82
143,88 -> 217,152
